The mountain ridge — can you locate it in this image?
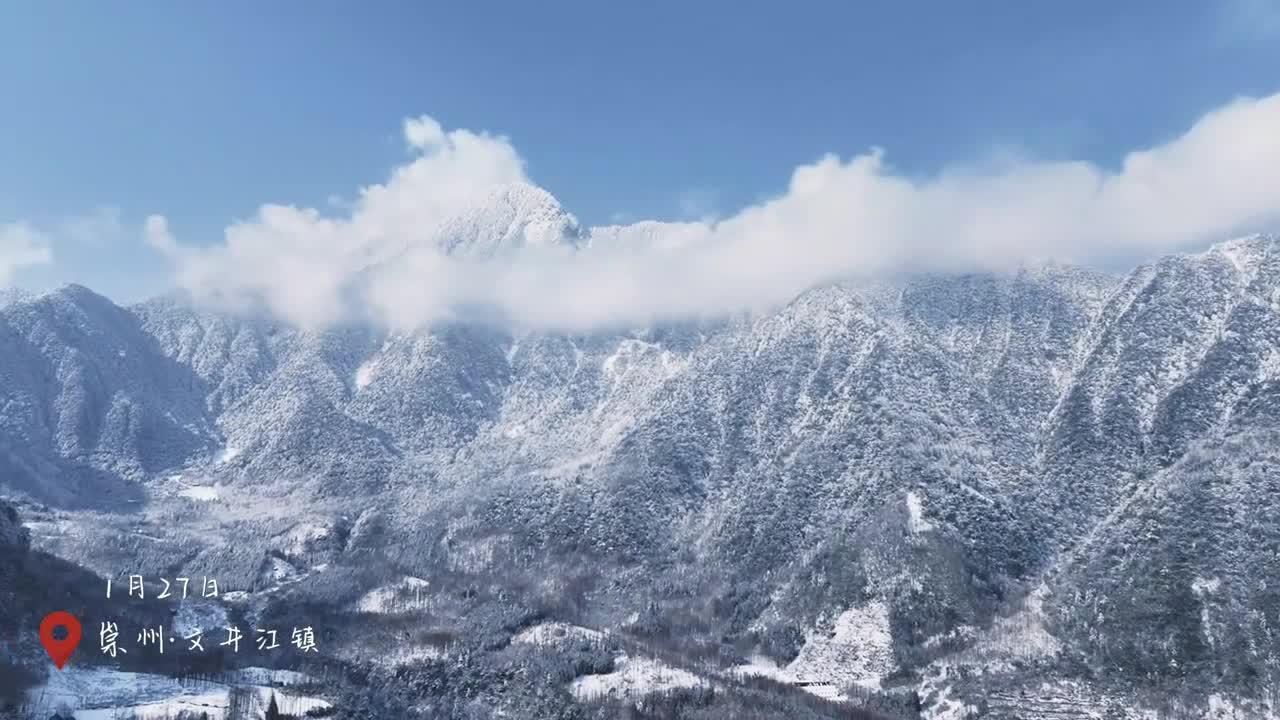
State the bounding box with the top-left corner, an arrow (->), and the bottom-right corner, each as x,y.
1,231 -> 1278,717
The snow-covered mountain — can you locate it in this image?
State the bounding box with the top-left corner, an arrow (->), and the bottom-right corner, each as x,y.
2,184 -> 1278,717
364,181 -> 587,269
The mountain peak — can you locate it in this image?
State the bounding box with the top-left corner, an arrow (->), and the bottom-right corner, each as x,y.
436,182 -> 585,258
43,283 -> 123,313
1206,233 -> 1275,275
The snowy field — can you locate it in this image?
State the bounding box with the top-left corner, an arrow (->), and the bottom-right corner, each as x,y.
24,666 -> 330,719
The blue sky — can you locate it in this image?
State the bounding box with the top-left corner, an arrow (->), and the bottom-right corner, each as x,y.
2,1 -> 1279,304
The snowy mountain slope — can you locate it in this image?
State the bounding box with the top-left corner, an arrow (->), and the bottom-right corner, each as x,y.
132,297 -> 282,415
1,180 -> 1278,716
926,424 -> 1280,718
1037,234 -> 1280,545
1048,424 -> 1280,689
0,286 -> 215,506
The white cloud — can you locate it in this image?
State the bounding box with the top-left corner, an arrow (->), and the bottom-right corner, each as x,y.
0,223 -> 54,286
149,115 -> 528,328
404,115 -> 447,150
155,93 -> 1280,333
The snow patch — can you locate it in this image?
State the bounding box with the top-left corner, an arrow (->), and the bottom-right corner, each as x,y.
1193,576 -> 1222,595
786,600 -> 897,697
354,358 -> 378,389
357,576 -> 432,613
385,643 -> 446,667
514,622 -> 606,646
906,490 -> 934,533
1193,576 -> 1223,649
180,484 -> 221,501
570,654 -> 706,701
1259,348 -> 1280,382
731,655 -> 795,684
1206,693 -> 1280,720
263,556 -> 300,584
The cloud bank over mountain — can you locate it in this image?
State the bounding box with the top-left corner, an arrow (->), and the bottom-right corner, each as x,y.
0,223 -> 53,287
149,92 -> 1280,332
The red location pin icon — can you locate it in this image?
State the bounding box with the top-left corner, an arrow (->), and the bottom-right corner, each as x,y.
39,611 -> 82,670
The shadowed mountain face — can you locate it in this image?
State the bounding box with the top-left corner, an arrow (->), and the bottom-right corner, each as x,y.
2,225 -> 1279,715
0,286 -> 211,508
0,500 -> 33,701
